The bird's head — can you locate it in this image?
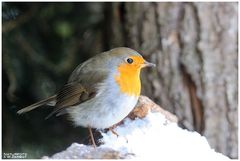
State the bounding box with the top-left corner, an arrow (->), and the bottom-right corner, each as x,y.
106,47 -> 155,97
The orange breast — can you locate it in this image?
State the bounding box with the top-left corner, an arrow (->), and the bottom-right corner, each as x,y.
114,64 -> 141,97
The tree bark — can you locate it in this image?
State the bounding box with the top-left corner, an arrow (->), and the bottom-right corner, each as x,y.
104,2 -> 238,158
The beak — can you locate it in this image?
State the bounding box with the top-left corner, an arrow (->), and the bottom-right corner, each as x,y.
142,60 -> 156,68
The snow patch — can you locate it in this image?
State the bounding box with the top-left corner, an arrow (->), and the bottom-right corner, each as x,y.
46,111 -> 231,160
100,112 -> 230,160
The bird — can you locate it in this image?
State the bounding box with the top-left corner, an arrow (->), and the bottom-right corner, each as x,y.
17,47 -> 155,147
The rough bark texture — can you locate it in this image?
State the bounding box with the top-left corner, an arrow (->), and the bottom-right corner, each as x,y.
128,95 -> 178,123
104,2 -> 238,158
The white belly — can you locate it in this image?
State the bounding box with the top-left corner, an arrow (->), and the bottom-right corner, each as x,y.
67,94 -> 137,129
66,77 -> 139,129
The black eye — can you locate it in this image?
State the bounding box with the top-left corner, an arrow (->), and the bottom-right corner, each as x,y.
127,58 -> 133,64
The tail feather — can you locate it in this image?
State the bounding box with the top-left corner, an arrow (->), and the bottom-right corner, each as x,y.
17,95 -> 57,114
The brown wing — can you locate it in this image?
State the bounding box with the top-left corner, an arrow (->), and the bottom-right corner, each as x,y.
45,70 -> 108,119
19,53 -> 110,118
45,83 -> 96,119
56,83 -> 91,107
46,53 -> 109,119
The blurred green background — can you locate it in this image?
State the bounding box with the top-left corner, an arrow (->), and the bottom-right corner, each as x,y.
3,2 -> 106,158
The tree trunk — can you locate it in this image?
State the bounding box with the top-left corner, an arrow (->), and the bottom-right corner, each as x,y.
103,2 -> 238,158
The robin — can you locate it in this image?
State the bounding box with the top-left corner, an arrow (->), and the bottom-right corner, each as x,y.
17,47 -> 155,147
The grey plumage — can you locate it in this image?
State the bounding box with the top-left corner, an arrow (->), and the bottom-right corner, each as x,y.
17,47 -> 140,118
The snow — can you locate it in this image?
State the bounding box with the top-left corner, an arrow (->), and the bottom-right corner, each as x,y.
100,111 -> 230,160
43,144 -> 130,159
46,111 -> 231,160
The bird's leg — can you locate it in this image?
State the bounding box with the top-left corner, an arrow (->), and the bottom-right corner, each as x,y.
109,127 -> 119,137
88,127 -> 96,148
109,126 -> 129,143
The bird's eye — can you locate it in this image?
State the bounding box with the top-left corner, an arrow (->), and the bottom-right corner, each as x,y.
126,58 -> 133,64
